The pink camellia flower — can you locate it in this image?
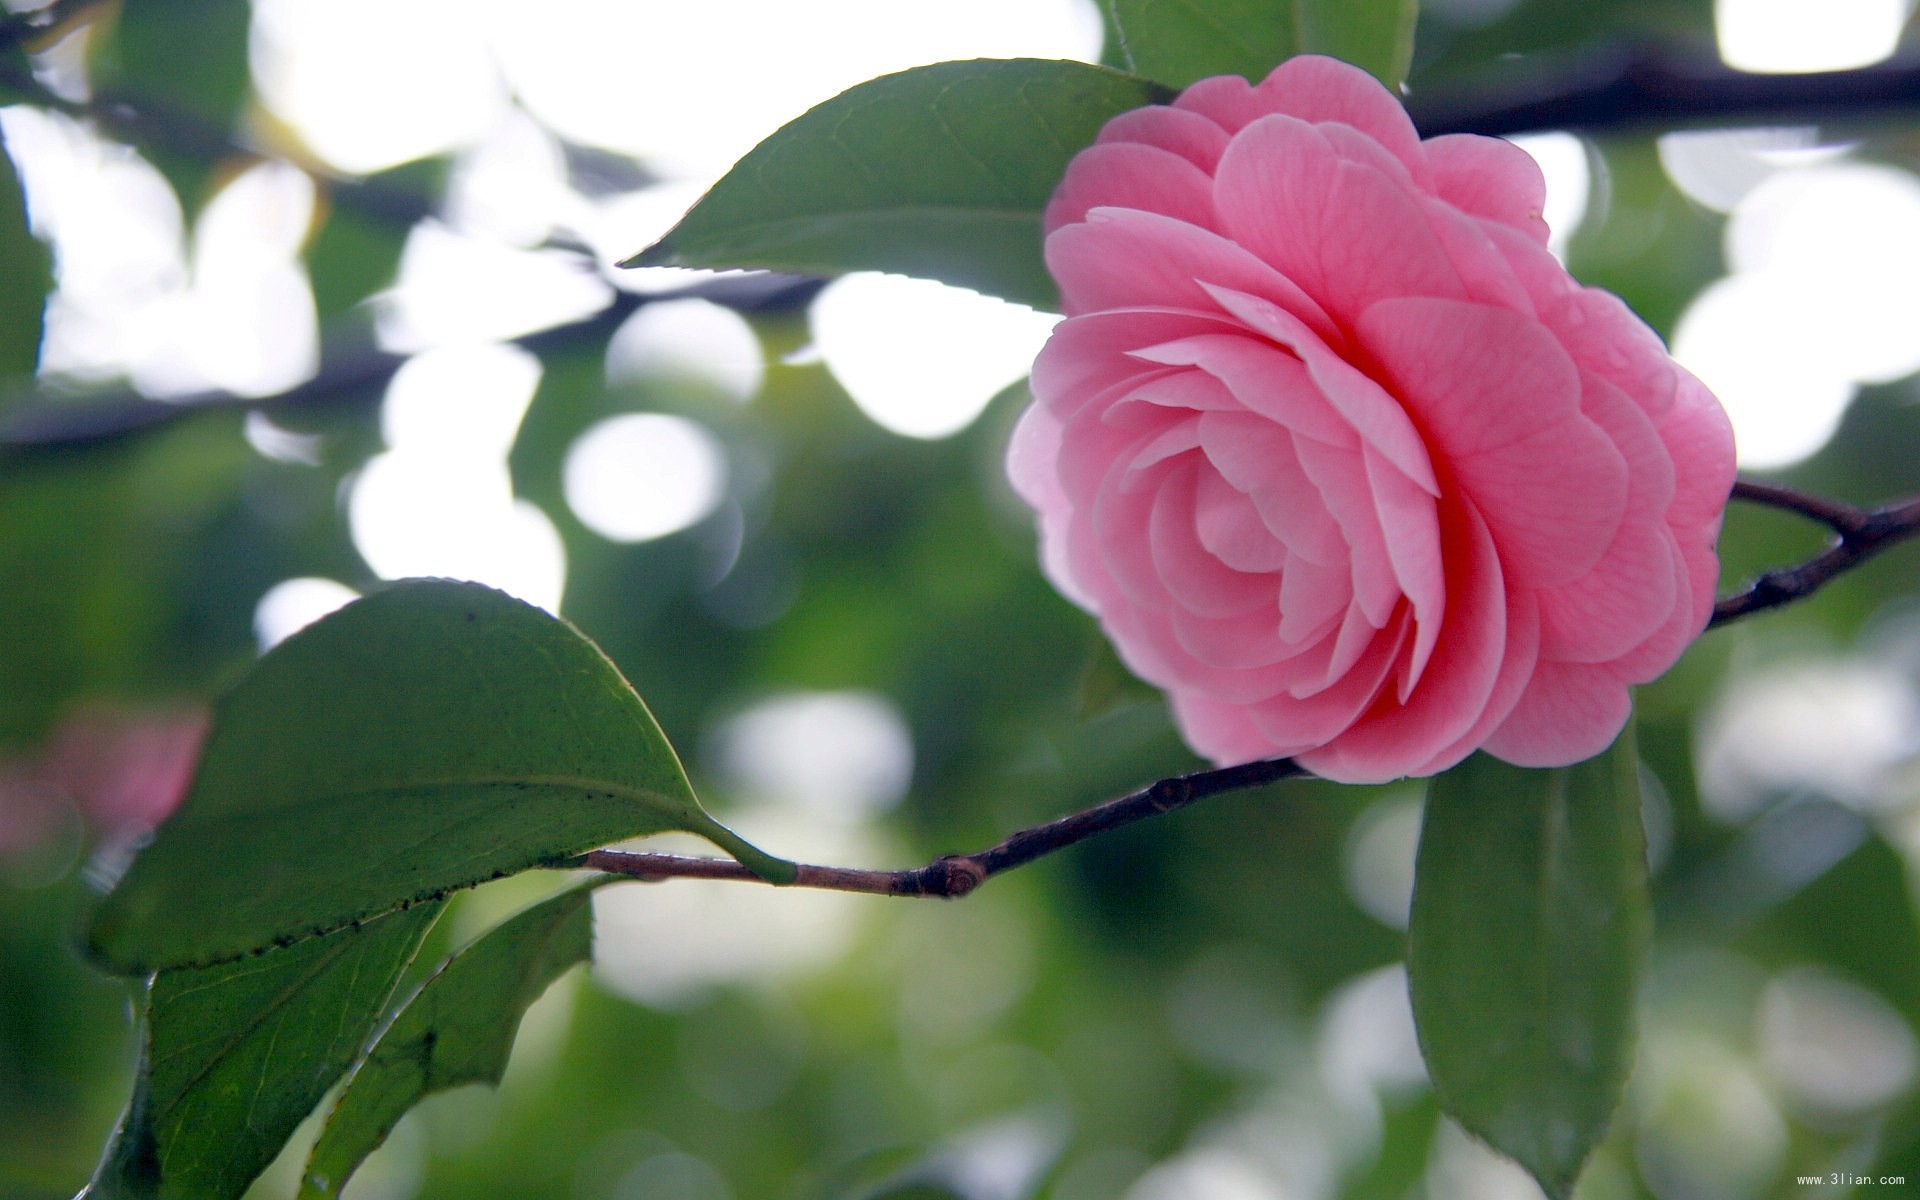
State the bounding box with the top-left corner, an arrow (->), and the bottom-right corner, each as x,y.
1007,55 -> 1737,783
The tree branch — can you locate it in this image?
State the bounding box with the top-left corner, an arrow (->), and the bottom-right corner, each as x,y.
578,477 -> 1920,899
1710,480 -> 1920,626
1408,42 -> 1920,137
0,272 -> 823,455
577,755 -> 1308,897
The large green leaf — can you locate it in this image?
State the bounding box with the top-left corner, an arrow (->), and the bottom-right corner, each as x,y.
622,59 -> 1175,311
84,902 -> 444,1200
1106,0 -> 1418,89
0,122 -> 50,382
89,579 -> 792,975
298,885 -> 594,1198
1406,734 -> 1649,1199
1297,0 -> 1418,88
1106,0 -> 1293,87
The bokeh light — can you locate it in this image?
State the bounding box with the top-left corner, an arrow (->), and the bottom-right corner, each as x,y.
252,576 -> 361,651
1672,161 -> 1920,470
348,342 -> 568,611
708,690 -> 914,824
563,413 -> 729,543
604,298 -> 764,401
1509,131 -> 1590,261
250,0 -> 508,174
810,273 -> 1060,438
1757,966 -> 1918,1116
1716,0 -> 1907,73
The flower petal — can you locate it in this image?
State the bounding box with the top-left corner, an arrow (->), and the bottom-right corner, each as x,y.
1359,297 -> 1627,587
1045,142 -> 1219,234
1048,207 -> 1339,338
1212,115 -> 1465,327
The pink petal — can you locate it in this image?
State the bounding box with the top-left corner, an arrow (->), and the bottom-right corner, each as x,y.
1364,445 -> 1445,694
1197,412 -> 1348,566
1538,522 -> 1676,664
1249,56 -> 1427,183
1420,198 -> 1536,315
1657,369 -> 1738,537
1294,438 -> 1402,626
1251,614 -> 1405,752
1119,363 -> 1246,414
1193,469 -> 1289,572
1408,588 -> 1542,776
1147,464 -> 1275,618
1295,601 -> 1401,696
1536,375 -> 1678,662
1047,207 -> 1339,336
1031,308 -> 1228,415
1132,331 -> 1357,447
1358,297 -> 1628,588
1424,134 -> 1551,244
1044,142 -> 1219,234
1093,104 -> 1233,174
1278,552 -> 1350,646
1204,284 -> 1438,492
1173,74 -> 1275,135
1106,601 -> 1298,705
1090,431 -> 1179,610
1168,602 -> 1296,669
1246,619 -> 1408,752
1298,503 -> 1516,782
1605,535 -> 1701,681
1212,116 -> 1466,327
1171,690 -> 1284,765
1480,660 -> 1632,768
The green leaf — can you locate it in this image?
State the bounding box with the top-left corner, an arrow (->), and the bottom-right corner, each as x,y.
622,59 -> 1175,311
89,579 -> 792,975
95,0 -> 254,209
298,885 -> 594,1198
1297,0 -> 1419,89
1106,0 -> 1295,87
0,123 -> 50,382
1406,733 -> 1649,1199
1107,0 -> 1419,89
85,902 -> 444,1200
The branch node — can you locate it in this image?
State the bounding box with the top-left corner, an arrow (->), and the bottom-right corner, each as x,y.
915,855 -> 986,898
1148,777 -> 1193,812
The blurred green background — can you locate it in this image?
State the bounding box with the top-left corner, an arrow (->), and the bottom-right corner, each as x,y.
3,0 -> 1920,1197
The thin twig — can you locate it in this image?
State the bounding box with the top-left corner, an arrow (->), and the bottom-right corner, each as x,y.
579,756 -> 1308,897
575,479 -> 1920,897
1710,481 -> 1920,627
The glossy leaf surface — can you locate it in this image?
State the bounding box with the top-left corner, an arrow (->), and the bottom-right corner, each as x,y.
1107,0 -> 1419,88
85,903 -> 443,1200
623,59 -> 1174,311
299,885 -> 593,1198
1407,734 -> 1649,1199
89,579 -> 791,974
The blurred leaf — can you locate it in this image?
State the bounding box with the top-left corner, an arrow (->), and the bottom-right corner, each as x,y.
85,902 -> 444,1200
299,884 -> 593,1198
1298,0 -> 1418,88
106,0 -> 250,122
88,579 -> 793,975
1407,734 -> 1649,1199
1108,0 -> 1284,86
1107,0 -> 1418,89
94,0 -> 253,208
0,122 -> 49,382
622,59 -> 1174,311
